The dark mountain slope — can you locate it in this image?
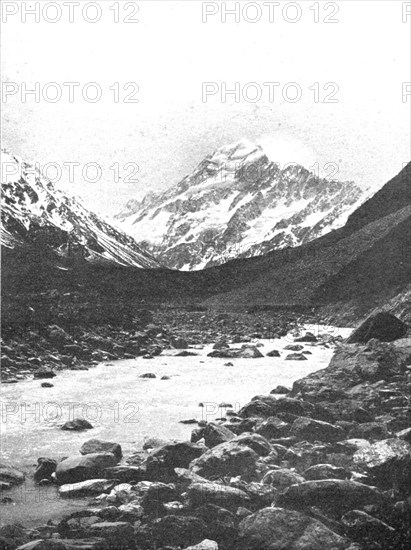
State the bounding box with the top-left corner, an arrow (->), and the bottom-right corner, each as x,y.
343,162 -> 410,233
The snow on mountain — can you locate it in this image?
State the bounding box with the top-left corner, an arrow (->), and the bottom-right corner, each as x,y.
115,139 -> 365,270
1,150 -> 160,269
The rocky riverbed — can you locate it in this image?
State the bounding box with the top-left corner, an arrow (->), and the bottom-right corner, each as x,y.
0,313 -> 410,550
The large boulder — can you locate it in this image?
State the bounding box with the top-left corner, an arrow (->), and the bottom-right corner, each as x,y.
188,482 -> 250,511
277,479 -> 385,517
346,312 -> 407,343
237,507 -> 349,549
80,440 -> 122,461
55,453 -> 119,484
231,432 -> 272,456
33,458 -> 57,482
256,417 -> 290,439
290,416 -> 345,443
203,423 -> 235,448
190,441 -> 259,480
0,463 -> 25,489
145,441 -> 205,481
262,469 -> 305,490
353,438 -> 411,494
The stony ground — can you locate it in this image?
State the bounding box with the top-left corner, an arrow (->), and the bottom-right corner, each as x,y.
1,314 -> 410,550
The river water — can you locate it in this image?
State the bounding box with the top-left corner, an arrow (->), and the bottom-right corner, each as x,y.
0,325 -> 351,526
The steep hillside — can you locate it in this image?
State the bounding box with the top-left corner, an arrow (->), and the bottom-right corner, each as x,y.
1,151 -> 160,269
115,140 -> 364,270
201,162 -> 411,321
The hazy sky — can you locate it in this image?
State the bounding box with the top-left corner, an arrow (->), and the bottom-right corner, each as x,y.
2,0 -> 410,216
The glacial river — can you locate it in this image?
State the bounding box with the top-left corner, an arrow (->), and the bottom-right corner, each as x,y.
0,326 -> 352,526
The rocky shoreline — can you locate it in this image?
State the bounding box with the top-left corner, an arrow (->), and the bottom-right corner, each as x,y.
1,313 -> 410,550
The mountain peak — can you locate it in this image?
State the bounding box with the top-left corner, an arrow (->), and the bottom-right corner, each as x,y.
115,140 -> 364,270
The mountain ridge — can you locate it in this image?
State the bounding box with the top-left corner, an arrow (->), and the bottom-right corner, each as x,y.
115,140 -> 365,270
1,150 -> 160,269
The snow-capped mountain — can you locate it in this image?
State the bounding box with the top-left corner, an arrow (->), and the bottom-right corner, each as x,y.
1,151 -> 160,268
115,140 -> 365,270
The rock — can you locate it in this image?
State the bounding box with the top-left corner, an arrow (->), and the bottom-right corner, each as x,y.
176,350 -> 198,356
190,441 -> 259,480
232,432 -> 273,456
277,480 -> 384,517
33,367 -> 56,379
171,336 -> 189,349
16,541 -> 67,550
0,464 -> 25,487
61,418 -> 93,431
237,507 -> 349,549
348,422 -> 389,441
0,524 -> 31,548
34,458 -> 57,482
238,400 -> 275,418
208,345 -> 263,359
140,372 -> 156,378
40,383 -> 54,388
397,427 -> 411,443
183,540 -> 218,550
55,453 -> 119,484
150,515 -> 208,548
295,332 -> 318,342
284,344 -> 304,351
80,440 -> 122,461
290,416 -> 345,443
145,441 -> 205,481
256,416 -> 290,439
270,385 -> 290,394
59,479 -> 116,497
58,538 -> 111,549
89,522 -> 134,548
180,419 -> 199,424
303,464 -> 350,481
262,469 -> 305,490
341,509 -> 395,540
286,353 -> 307,361
353,438 -> 411,493
161,375 -> 171,380
224,362 -> 233,366
188,482 -> 250,511
102,465 -> 145,483
266,350 -> 281,357
346,312 -> 408,344
203,423 -> 235,448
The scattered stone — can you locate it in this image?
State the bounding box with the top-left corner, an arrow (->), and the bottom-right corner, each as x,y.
284,345 -> 304,351
266,350 -> 281,357
286,353 -> 307,361
61,418 -> 94,431
33,367 -> 56,379
140,372 -> 156,378
40,382 -> 54,388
